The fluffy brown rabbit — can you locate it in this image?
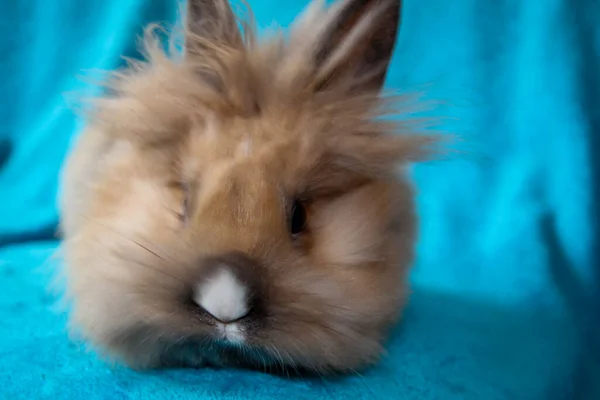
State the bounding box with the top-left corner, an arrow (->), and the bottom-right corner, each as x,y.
59,0 -> 434,374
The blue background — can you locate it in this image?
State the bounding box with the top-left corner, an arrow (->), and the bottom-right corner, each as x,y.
1,0 -> 598,399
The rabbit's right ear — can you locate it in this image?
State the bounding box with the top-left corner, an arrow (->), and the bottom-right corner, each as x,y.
288,0 -> 401,94
185,0 -> 243,54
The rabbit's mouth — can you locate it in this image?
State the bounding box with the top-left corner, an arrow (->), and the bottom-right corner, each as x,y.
156,336 -> 306,376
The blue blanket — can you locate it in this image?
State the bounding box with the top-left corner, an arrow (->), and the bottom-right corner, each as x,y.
1,0 -> 598,399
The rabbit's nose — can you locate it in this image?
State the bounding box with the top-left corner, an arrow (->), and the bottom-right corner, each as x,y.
194,267 -> 250,323
193,252 -> 260,323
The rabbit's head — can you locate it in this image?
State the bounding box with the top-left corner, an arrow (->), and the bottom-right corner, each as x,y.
60,0 -> 434,374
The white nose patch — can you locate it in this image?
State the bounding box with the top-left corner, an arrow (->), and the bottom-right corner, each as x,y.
193,266 -> 249,323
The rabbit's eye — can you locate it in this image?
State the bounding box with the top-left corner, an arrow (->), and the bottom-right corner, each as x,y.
180,182 -> 193,223
290,200 -> 307,236
170,181 -> 191,223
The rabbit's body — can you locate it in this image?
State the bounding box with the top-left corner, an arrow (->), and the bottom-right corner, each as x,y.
59,0 -> 433,374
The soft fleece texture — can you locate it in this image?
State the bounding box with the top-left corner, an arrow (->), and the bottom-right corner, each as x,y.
1,0 -> 599,399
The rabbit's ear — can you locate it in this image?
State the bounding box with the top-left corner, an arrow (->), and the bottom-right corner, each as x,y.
311,0 -> 401,93
185,0 -> 242,53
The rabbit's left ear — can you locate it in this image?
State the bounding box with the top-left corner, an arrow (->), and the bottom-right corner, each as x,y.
308,0 -> 402,93
185,0 -> 243,54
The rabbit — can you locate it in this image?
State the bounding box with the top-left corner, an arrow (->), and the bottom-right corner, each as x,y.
59,0 -> 436,375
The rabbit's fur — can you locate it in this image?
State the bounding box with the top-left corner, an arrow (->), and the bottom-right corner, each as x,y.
59,0 -> 434,374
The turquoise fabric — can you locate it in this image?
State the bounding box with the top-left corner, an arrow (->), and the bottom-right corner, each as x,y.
1,0 -> 598,399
